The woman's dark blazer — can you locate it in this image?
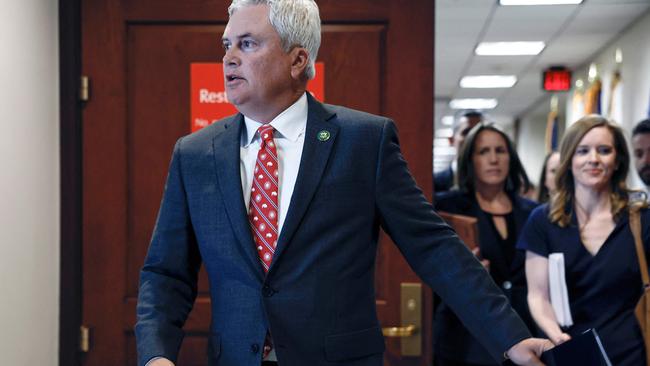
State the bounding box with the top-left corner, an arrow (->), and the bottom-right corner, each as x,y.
432,189 -> 538,364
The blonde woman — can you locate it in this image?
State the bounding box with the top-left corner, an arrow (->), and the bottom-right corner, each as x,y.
517,115 -> 649,365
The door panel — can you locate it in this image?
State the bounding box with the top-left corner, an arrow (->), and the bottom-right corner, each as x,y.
82,1 -> 433,365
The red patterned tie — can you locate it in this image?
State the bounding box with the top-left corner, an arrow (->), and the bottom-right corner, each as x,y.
249,124 -> 279,272
248,124 -> 278,359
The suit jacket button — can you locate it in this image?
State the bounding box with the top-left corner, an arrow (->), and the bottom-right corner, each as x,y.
251,343 -> 260,354
262,285 -> 275,297
502,281 -> 512,290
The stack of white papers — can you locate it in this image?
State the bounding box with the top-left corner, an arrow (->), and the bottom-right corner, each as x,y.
548,253 -> 573,327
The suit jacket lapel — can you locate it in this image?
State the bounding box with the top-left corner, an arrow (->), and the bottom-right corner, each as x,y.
212,114 -> 264,279
270,95 -> 338,271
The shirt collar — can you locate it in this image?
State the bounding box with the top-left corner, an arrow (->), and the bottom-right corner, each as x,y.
242,93 -> 308,147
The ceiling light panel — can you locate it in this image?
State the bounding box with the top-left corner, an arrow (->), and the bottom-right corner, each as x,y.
449,99 -> 498,110
499,0 -> 583,5
475,41 -> 545,56
441,115 -> 455,126
460,75 -> 517,88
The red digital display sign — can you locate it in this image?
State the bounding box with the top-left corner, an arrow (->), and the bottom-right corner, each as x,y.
543,67 -> 571,92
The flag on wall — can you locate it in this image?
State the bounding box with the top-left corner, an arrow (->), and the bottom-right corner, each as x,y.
545,109 -> 560,153
607,70 -> 623,123
545,95 -> 560,152
584,78 -> 602,115
571,88 -> 585,123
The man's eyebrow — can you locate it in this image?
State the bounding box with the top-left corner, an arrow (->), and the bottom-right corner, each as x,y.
222,32 -> 252,42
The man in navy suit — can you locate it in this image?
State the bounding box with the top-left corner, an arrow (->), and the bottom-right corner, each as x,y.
135,1 -> 552,365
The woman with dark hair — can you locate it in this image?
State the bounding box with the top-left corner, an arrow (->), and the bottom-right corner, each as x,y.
518,114 -> 650,365
433,122 -> 538,366
537,151 -> 560,204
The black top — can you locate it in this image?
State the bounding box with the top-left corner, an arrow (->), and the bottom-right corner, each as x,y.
484,210 -> 517,280
433,190 -> 538,364
434,165 -> 454,193
517,204 -> 650,366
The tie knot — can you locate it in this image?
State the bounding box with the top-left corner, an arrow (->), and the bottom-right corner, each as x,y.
258,124 -> 275,143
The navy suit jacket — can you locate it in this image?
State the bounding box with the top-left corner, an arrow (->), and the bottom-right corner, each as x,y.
433,165 -> 454,193
433,190 -> 538,364
135,95 -> 531,366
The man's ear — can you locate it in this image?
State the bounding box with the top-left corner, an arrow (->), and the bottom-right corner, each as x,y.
290,47 -> 309,80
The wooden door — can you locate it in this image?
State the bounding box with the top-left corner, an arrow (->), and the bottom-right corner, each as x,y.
81,1 -> 433,365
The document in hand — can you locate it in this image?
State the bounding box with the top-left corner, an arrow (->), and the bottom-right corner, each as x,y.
542,328 -> 612,366
437,211 -> 478,250
548,252 -> 573,327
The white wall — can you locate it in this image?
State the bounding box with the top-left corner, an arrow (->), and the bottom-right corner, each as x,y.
517,93 -> 568,191
0,0 -> 60,364
517,111 -> 549,190
569,11 -> 650,189
518,10 -> 650,191
570,11 -> 650,132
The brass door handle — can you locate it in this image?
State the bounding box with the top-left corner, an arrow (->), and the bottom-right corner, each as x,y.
382,324 -> 417,337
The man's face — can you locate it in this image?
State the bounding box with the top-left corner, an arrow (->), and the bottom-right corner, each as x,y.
632,133 -> 650,185
222,5 -> 296,118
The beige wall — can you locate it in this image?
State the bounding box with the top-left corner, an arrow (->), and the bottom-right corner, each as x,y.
0,0 -> 60,364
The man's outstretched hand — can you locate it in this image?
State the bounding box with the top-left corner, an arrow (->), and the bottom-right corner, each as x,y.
506,338 -> 555,366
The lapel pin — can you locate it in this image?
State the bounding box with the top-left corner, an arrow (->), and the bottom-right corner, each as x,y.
317,130 -> 330,142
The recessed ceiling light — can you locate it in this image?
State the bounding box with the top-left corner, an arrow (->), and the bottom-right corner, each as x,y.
500,0 -> 583,5
436,128 -> 454,138
449,99 -> 498,110
475,41 -> 545,56
460,75 -> 517,88
441,115 -> 454,126
434,146 -> 456,156
434,138 -> 451,147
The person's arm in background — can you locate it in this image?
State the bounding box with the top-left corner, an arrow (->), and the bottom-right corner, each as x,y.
525,251 -> 571,345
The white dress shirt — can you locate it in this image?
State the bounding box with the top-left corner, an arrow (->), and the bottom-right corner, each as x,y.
240,92 -> 307,235
146,93 -> 308,366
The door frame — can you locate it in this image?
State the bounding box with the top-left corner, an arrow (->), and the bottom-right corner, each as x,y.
59,0 -> 83,365
59,1 -> 436,365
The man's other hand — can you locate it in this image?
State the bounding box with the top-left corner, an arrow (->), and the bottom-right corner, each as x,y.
147,358 -> 174,366
506,338 -> 554,366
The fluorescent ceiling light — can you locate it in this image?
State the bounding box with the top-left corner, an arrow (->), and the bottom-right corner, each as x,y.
449,98 -> 498,110
436,128 -> 454,138
434,138 -> 451,147
475,41 -> 545,56
434,146 -> 456,156
500,0 -> 583,5
441,115 -> 454,126
460,75 -> 517,88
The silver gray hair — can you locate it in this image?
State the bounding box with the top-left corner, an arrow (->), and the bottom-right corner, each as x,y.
228,0 -> 321,80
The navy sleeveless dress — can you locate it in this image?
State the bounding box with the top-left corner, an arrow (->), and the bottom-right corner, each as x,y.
517,205 -> 650,366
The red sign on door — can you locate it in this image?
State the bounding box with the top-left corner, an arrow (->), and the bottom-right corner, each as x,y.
190,62 -> 325,132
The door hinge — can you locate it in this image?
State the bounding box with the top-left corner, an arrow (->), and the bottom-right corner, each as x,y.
79,325 -> 91,352
80,75 -> 90,102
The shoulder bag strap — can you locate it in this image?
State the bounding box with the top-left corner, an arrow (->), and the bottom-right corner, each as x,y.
630,208 -> 650,287
631,207 -> 650,366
